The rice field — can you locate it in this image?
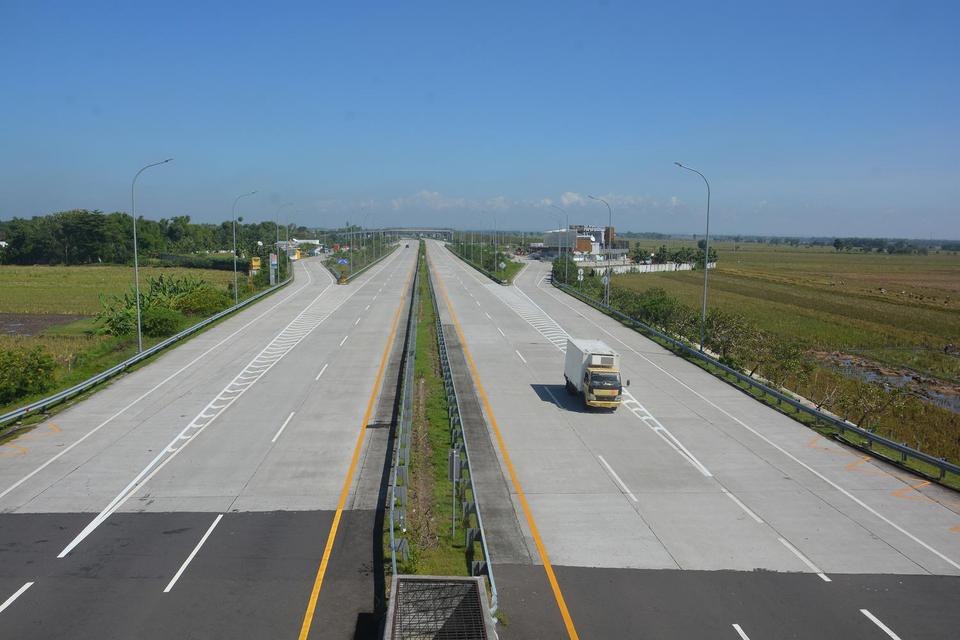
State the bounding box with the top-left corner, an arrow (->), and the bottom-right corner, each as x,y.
0,265 -> 235,315
615,242 -> 960,381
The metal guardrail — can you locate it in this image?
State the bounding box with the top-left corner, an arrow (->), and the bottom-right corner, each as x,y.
426,253 -> 500,616
553,280 -> 960,484
444,244 -> 508,285
388,250 -> 420,575
0,276 -> 293,429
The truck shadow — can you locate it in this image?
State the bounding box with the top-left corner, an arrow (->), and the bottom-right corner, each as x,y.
530,383 -> 594,413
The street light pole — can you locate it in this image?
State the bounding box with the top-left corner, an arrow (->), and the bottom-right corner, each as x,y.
232,190 -> 258,305
675,162 -> 712,351
131,158 -> 173,353
550,204 -> 570,283
274,202 -> 293,283
588,195 -> 613,306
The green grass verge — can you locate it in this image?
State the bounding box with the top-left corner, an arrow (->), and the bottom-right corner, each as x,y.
396,244 -> 469,576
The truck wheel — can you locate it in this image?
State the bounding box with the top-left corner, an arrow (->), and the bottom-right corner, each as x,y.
581,394 -> 589,410
564,378 -> 575,395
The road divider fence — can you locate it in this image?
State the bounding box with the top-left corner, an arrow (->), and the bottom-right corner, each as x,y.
427,256 -> 500,615
553,280 -> 960,488
0,275 -> 293,430
387,247 -> 419,573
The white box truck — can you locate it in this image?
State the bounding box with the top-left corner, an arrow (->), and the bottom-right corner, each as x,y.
563,338 -> 627,410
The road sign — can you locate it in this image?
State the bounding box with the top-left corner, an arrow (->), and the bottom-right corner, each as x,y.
269,252 -> 278,267
577,268 -> 584,276
602,275 -> 610,285
499,262 -> 506,270
337,258 -> 349,265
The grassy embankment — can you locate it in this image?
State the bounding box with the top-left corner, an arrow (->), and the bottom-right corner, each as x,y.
392,244 -> 471,577
0,265 -> 241,418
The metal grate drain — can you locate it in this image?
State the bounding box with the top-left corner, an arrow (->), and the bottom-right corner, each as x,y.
385,576 -> 495,640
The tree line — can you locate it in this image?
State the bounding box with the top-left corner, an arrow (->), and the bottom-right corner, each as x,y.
0,210 -> 316,265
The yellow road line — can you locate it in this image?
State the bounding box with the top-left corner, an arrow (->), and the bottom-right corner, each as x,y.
297,263 -> 414,640
430,254 -> 580,640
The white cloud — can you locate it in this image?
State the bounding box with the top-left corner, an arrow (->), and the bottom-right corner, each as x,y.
560,191 -> 586,207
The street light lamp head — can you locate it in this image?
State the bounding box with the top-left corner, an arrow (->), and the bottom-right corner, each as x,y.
163,158 -> 173,164
674,161 -> 683,167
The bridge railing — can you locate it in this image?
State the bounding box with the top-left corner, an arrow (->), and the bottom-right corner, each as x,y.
553,280 -> 960,487
0,276 -> 293,430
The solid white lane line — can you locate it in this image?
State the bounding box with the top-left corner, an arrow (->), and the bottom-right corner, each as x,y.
497,327 -> 505,337
339,335 -> 349,347
315,363 -> 328,381
515,350 -> 527,363
0,262 -> 325,503
355,317 -> 361,326
721,487 -> 764,523
163,514 -> 224,593
0,582 -> 33,614
860,609 -> 902,640
598,455 -> 639,502
534,274 -> 960,573
778,537 -> 831,582
732,623 -> 751,640
272,412 -> 295,443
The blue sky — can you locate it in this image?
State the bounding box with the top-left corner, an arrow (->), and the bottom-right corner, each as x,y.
1,0 -> 958,237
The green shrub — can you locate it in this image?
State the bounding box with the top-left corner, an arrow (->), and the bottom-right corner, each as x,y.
0,346 -> 56,404
173,285 -> 231,316
141,306 -> 185,337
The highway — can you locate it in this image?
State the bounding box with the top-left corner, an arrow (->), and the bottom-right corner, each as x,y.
424,239 -> 960,639
1,237 -> 957,639
0,246 -> 418,639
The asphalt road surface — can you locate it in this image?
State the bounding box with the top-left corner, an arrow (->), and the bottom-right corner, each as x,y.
0,247 -> 418,639
424,239 -> 960,640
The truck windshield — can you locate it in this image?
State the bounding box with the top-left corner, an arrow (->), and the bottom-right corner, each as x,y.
590,372 -> 621,389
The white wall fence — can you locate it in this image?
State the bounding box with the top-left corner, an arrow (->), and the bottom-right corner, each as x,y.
581,261 -> 717,275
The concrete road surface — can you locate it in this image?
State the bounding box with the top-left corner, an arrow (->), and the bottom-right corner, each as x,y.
425,239 -> 960,639
0,247 -> 418,639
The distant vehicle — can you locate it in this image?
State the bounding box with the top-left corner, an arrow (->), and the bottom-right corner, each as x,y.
405,243 -> 410,248
563,338 -> 627,410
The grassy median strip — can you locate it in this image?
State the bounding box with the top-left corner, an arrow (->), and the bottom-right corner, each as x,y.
396,243 -> 467,576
